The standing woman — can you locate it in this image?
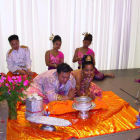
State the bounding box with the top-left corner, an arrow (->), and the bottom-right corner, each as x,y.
45,35 -> 64,70
72,33 -> 114,80
72,55 -> 102,100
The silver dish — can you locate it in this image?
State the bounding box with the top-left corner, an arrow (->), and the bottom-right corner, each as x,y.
73,96 -> 96,119
75,96 -> 91,103
72,102 -> 96,111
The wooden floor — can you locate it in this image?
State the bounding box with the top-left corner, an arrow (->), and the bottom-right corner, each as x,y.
0,68 -> 140,140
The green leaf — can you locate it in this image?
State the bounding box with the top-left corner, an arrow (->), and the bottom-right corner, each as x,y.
0,95 -> 5,102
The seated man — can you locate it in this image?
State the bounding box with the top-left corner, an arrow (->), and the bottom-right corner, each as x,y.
6,34 -> 37,78
24,63 -> 76,103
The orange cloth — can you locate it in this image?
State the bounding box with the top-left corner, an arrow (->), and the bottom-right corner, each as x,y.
7,91 -> 139,140
48,100 -> 76,114
48,99 -> 108,115
6,71 -> 38,79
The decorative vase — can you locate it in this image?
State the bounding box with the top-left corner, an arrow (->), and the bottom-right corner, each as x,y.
7,100 -> 17,120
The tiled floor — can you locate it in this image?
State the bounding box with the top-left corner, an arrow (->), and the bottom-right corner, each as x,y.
0,69 -> 140,140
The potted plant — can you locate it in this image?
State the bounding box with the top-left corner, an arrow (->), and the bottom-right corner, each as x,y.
0,73 -> 32,120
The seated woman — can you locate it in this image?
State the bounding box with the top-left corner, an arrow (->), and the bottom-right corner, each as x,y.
72,33 -> 114,80
6,35 -> 37,79
45,35 -> 64,70
72,55 -> 102,100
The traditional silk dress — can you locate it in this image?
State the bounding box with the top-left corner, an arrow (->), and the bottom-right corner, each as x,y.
6,46 -> 37,78
48,51 -> 64,70
24,69 -> 76,104
71,70 -> 102,98
77,48 -> 104,80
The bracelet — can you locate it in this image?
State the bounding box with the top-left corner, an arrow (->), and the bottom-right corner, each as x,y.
76,85 -> 80,88
83,93 -> 86,96
57,95 -> 62,101
86,92 -> 91,96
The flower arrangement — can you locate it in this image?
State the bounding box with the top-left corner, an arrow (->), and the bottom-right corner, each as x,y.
0,73 -> 33,119
135,71 -> 140,83
135,79 -> 140,83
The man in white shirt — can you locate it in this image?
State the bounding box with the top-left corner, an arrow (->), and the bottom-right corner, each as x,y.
6,35 -> 37,77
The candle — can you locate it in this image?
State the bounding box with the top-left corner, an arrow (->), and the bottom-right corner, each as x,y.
136,91 -> 140,99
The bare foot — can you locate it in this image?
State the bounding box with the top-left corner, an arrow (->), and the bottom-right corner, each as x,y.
104,73 -> 115,78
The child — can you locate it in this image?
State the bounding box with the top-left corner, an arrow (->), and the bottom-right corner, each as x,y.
72,33 -> 114,80
45,35 -> 64,70
6,35 -> 37,78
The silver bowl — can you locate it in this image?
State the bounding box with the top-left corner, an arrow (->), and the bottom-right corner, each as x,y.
75,96 -> 91,102
73,96 -> 94,119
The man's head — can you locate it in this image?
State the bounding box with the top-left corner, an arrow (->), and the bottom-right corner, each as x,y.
8,35 -> 20,50
57,63 -> 72,84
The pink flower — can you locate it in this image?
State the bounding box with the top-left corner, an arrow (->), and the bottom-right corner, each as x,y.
23,75 -> 28,79
135,79 -> 140,83
5,83 -> 9,86
12,76 -> 16,79
1,76 -> 6,80
12,82 -> 15,85
0,79 -> 4,83
7,76 -> 13,83
21,88 -> 24,91
14,80 -> 18,83
17,76 -> 22,83
23,80 -> 29,86
8,91 -> 11,94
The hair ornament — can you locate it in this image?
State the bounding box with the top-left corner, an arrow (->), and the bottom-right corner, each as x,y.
85,55 -> 92,61
82,32 -> 91,37
49,34 -> 55,41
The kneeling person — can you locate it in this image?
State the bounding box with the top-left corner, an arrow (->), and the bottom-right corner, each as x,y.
24,63 -> 76,104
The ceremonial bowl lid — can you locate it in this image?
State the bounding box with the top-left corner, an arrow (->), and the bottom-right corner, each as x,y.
75,96 -> 91,103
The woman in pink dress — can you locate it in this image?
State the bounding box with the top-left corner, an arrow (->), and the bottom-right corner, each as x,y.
45,35 -> 64,70
72,33 -> 114,80
72,55 -> 102,99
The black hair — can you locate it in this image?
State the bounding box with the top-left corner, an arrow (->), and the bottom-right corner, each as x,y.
84,34 -> 93,43
57,63 -> 72,74
82,55 -> 94,69
52,35 -> 62,44
136,137 -> 140,140
8,35 -> 19,42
